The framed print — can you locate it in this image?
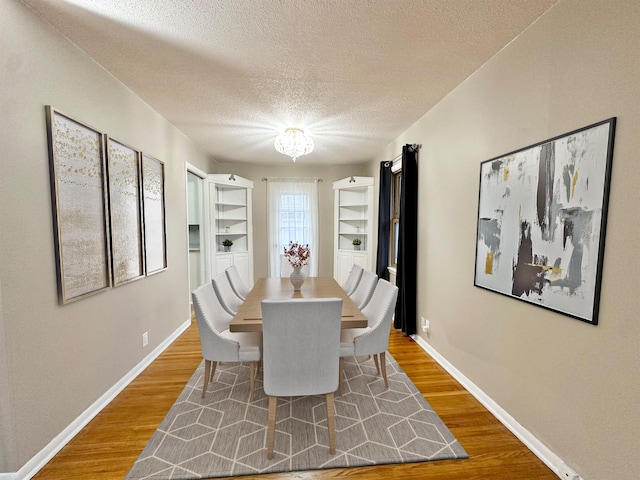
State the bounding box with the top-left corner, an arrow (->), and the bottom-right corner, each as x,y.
45,106 -> 111,304
106,137 -> 145,286
142,154 -> 167,275
474,118 -> 616,325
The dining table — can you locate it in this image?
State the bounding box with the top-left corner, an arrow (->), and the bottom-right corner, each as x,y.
229,276 -> 368,332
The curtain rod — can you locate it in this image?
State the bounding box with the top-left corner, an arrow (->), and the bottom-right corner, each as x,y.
261,177 -> 323,182
383,143 -> 421,166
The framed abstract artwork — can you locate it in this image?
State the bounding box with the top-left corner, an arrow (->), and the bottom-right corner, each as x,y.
474,118 -> 616,325
45,106 -> 112,303
106,137 -> 145,286
141,153 -> 167,275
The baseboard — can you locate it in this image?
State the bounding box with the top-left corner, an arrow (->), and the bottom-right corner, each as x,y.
10,318 -> 191,480
411,334 -> 567,480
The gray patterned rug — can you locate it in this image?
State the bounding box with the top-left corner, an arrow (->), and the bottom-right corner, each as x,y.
125,354 -> 468,479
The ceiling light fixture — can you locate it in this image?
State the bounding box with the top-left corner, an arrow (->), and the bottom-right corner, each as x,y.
274,128 -> 314,162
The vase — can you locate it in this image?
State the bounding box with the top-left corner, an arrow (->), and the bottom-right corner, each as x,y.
289,266 -> 305,292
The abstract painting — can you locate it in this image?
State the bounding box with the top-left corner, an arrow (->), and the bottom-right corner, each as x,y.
106,137 -> 145,286
46,107 -> 111,303
142,154 -> 167,275
474,118 -> 616,324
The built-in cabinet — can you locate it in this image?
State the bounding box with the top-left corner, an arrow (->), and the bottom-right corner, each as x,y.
333,176 -> 374,284
207,174 -> 254,288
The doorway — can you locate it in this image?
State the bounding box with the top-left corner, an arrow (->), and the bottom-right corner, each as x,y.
186,168 -> 206,297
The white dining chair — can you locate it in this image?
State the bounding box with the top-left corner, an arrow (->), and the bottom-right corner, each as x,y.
339,278 -> 399,395
191,283 -> 261,401
225,265 -> 250,301
341,264 -> 364,296
212,271 -> 243,316
261,297 -> 343,460
348,269 -> 377,310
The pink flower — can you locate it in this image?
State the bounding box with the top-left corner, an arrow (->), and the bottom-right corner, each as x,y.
283,241 -> 310,268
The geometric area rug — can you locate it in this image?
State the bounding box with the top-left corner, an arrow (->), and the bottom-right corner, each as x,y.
125,353 -> 468,479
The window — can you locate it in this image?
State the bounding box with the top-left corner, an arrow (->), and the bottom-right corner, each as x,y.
278,193 -> 313,249
390,170 -> 401,269
267,180 -> 319,277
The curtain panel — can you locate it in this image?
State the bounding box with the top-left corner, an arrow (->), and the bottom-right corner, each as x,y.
266,179 -> 319,277
376,161 -> 392,280
394,145 -> 418,335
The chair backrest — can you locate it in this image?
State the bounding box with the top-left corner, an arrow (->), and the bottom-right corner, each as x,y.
225,265 -> 249,300
341,264 -> 364,296
211,272 -> 243,316
261,298 -> 343,397
191,283 -> 239,361
349,269 -> 378,310
355,279 -> 399,355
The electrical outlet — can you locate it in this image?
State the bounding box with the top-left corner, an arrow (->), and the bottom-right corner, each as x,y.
558,462 -> 580,480
420,316 -> 430,333
142,331 -> 149,347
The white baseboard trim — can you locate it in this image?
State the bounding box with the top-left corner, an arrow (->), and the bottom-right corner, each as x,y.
411,334 -> 566,480
9,318 -> 192,480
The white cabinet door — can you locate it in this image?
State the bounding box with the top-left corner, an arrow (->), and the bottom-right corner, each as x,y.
336,251 -> 371,285
352,252 -> 369,269
232,252 -> 252,289
215,254 -> 233,274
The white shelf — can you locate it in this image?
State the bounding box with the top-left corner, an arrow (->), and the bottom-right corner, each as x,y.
333,176 -> 374,284
207,174 -> 254,286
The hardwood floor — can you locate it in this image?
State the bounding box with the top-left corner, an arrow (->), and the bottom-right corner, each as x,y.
33,320 -> 557,480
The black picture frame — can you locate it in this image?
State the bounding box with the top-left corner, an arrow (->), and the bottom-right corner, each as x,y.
141,153 -> 168,275
106,136 -> 145,286
45,106 -> 112,303
474,118 -> 616,325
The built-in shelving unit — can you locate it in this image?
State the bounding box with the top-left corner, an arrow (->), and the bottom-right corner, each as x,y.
207,174 -> 254,288
333,176 -> 374,284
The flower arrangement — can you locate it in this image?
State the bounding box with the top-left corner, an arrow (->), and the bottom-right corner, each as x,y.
283,241 -> 310,268
222,239 -> 233,247
352,238 -> 362,246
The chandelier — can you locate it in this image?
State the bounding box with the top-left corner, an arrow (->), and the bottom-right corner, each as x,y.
274,128 -> 314,162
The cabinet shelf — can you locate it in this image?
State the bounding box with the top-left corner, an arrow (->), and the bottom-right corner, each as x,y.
333,176 -> 374,285
338,203 -> 368,208
208,174 -> 254,287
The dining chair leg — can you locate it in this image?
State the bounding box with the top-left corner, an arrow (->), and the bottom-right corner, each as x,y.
209,361 -> 218,382
338,357 -> 344,396
326,392 -> 336,455
267,396 -> 277,460
373,353 -> 380,374
249,361 -> 256,402
202,360 -> 211,398
380,351 -> 388,389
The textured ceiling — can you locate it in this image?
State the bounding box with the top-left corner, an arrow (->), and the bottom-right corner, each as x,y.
23,0 -> 556,165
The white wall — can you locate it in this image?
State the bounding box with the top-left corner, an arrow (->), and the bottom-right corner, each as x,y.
0,2 -> 214,472
372,1 -> 639,478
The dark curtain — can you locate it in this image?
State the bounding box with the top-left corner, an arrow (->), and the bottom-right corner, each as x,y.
375,161 -> 392,280
394,145 -> 418,335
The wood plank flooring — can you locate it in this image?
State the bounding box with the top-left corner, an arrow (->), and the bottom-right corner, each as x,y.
33,319 -> 557,480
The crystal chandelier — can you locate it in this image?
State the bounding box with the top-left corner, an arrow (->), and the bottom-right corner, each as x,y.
274,128 -> 314,162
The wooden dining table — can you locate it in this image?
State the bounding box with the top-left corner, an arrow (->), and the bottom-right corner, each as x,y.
229,276 -> 368,332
